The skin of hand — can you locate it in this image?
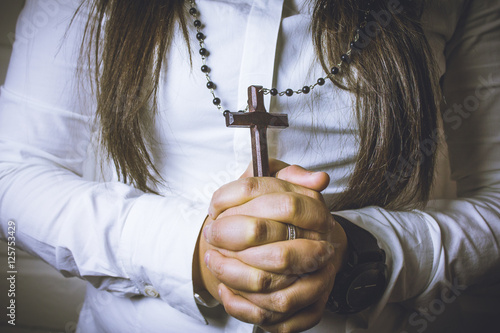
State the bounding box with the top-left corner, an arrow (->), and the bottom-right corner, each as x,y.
193,160 -> 348,333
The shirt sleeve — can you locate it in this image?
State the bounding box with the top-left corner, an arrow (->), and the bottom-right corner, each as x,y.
334,0 -> 500,322
0,0 -> 207,323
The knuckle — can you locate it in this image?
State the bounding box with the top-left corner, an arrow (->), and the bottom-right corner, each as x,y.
278,194 -> 300,219
310,190 -> 324,203
251,218 -> 269,243
310,205 -> 331,233
313,241 -> 333,265
271,292 -> 293,313
254,270 -> 272,292
316,240 -> 330,258
254,307 -> 271,325
322,240 -> 336,258
241,177 -> 260,197
271,246 -> 291,271
301,255 -> 320,273
305,230 -> 323,241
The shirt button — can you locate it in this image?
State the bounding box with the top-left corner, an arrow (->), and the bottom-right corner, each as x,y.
144,285 -> 159,298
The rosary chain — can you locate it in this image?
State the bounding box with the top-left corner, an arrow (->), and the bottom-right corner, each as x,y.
189,0 -> 224,110
188,0 -> 374,113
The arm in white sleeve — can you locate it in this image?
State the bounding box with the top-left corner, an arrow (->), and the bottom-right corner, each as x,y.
0,0 -> 207,322
334,0 -> 500,317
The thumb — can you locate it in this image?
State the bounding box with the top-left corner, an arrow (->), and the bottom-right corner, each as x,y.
275,165 -> 330,192
239,158 -> 290,179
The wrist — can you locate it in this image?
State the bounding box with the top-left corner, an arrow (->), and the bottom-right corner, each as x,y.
326,215 -> 387,314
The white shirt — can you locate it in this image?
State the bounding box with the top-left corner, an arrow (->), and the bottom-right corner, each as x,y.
0,0 -> 499,332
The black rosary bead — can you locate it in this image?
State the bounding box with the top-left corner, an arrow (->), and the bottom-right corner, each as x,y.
341,54 -> 350,63
189,7 -> 197,15
317,78 -> 325,86
213,97 -> 221,105
196,32 -> 205,41
270,88 -> 278,96
194,20 -> 201,27
302,86 -> 310,94
331,67 -> 339,75
285,89 -> 294,96
199,48 -> 208,56
206,81 -> 215,89
201,65 -> 210,73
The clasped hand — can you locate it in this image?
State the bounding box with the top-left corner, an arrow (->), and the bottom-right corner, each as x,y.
196,160 -> 347,333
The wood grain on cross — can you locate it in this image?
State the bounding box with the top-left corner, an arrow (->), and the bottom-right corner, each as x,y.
224,85 -> 289,177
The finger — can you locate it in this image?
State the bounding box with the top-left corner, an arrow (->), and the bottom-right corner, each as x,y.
218,283 -> 289,326
204,216 -> 324,250
218,192 -> 334,233
218,239 -> 335,274
204,216 -> 286,250
275,164 -> 330,192
240,160 -> 330,193
209,177 -> 326,220
260,297 -> 328,333
240,159 -> 290,179
205,250 -> 298,293
236,263 -> 335,314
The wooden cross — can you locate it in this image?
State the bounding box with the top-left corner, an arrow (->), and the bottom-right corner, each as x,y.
224,85 -> 289,177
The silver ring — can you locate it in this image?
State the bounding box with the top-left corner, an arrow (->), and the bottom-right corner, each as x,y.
286,224 -> 297,241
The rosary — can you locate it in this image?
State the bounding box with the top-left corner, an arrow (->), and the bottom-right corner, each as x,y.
188,0 -> 372,177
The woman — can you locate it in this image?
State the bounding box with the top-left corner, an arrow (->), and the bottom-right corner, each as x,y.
0,0 -> 499,332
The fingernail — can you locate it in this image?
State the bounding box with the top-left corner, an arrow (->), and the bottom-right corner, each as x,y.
204,252 -> 210,266
208,208 -> 215,220
203,223 -> 211,242
218,287 -> 222,298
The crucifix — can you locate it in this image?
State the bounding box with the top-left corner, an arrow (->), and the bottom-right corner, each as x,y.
224,85 -> 289,177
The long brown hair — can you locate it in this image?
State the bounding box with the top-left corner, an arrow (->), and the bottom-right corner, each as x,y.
77,0 -> 440,211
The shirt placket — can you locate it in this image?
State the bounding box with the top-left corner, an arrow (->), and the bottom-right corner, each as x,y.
233,0 -> 285,174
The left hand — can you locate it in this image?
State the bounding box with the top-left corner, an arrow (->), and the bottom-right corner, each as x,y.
203,160 -> 348,332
